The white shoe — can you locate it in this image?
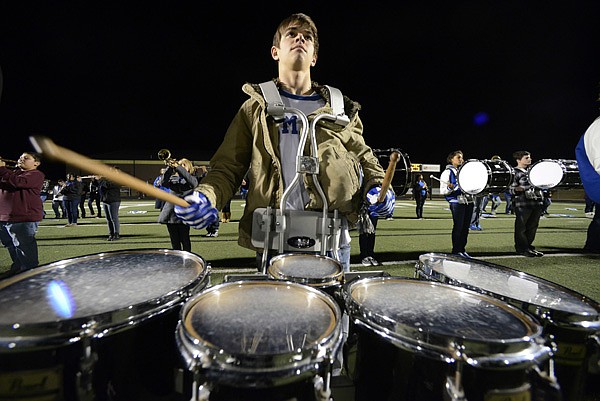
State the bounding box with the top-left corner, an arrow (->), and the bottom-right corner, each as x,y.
369,257 -> 382,266
361,257 -> 371,266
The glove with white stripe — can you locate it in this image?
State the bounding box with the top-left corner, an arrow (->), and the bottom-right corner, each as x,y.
174,191 -> 219,229
366,186 -> 395,218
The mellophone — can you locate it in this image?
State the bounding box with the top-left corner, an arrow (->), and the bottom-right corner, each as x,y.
446,158 -> 582,195
2,250 -> 599,401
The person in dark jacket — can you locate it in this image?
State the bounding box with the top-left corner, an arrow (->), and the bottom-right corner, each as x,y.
60,173 -> 82,226
157,158 -> 198,252
0,152 -> 45,275
98,167 -> 122,241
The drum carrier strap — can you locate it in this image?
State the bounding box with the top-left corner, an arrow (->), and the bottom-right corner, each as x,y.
253,81 -> 350,274
258,81 -> 350,125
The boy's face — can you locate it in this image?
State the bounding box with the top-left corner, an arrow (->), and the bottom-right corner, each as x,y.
17,153 -> 40,170
271,23 -> 317,70
518,154 -> 532,167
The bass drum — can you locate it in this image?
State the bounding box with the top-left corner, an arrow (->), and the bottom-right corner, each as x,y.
457,159 -> 514,195
528,159 -> 581,189
343,276 -> 555,401
0,249 -> 209,401
416,252 -> 600,401
176,280 -> 343,401
373,148 -> 411,196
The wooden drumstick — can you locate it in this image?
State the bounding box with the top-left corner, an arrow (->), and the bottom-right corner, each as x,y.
29,136 -> 190,207
377,151 -> 400,203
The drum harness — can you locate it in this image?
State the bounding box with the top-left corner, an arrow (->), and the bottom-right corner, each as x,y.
253,81 -> 350,278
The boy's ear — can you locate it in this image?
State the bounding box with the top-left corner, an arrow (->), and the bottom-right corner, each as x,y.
271,46 -> 279,61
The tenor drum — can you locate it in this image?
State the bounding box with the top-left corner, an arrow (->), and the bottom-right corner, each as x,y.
458,159 -> 514,195
344,276 -> 554,401
528,159 -> 581,189
268,253 -> 343,300
176,280 -> 343,401
373,148 -> 412,195
416,252 -> 600,401
0,249 -> 209,401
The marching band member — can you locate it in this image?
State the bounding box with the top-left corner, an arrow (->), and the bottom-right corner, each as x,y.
440,150 -> 474,258
174,13 -> 394,271
510,151 -> 544,257
576,115 -> 600,253
0,152 -> 45,276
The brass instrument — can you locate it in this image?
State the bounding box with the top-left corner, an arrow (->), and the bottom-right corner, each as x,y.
158,149 -> 178,167
0,157 -> 18,168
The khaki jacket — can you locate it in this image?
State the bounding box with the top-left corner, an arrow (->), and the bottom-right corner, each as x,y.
197,80 -> 387,251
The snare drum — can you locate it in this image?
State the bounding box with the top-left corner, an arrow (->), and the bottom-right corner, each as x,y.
528,159 -> 581,189
373,148 -> 412,196
176,280 -> 343,401
458,159 -> 514,195
268,253 -> 343,300
344,276 -> 555,401
0,249 -> 209,401
416,252 -> 600,401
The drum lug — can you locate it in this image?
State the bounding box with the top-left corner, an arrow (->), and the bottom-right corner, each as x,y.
313,374 -> 332,401
588,334 -> 600,375
76,338 -> 98,401
444,375 -> 467,401
530,365 -> 562,401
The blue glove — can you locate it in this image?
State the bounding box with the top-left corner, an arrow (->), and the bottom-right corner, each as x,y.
366,186 -> 395,218
174,191 -> 219,229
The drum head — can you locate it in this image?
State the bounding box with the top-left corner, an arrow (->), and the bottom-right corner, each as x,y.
458,160 -> 489,194
0,249 -> 209,349
268,253 -> 343,288
417,253 -> 600,330
528,160 -> 564,189
345,277 -> 546,364
177,280 -> 342,386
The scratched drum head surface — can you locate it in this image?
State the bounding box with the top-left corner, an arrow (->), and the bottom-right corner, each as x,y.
181,280 -> 340,357
417,253 -> 599,318
268,253 -> 343,287
0,249 -> 208,346
346,277 -> 541,350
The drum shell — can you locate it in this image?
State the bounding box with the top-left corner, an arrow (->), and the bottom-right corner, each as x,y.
458,159 -> 514,195
372,148 -> 412,196
176,280 -> 343,400
351,324 -> 535,401
344,276 -> 551,401
415,252 -> 600,401
0,249 -> 210,401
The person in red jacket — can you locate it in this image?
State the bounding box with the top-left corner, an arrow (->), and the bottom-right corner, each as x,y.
0,152 -> 45,276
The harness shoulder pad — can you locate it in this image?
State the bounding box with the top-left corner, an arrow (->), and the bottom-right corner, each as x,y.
258,81 -> 285,122
325,85 -> 350,126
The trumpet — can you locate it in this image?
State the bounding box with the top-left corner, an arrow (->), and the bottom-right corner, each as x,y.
158,149 -> 178,167
0,157 -> 18,168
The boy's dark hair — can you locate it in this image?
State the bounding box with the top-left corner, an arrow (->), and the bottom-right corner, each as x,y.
273,13 -> 319,57
512,151 -> 530,161
24,151 -> 42,163
446,150 -> 463,164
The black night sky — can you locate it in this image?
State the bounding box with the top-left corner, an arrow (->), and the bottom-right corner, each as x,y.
1,2 -> 599,179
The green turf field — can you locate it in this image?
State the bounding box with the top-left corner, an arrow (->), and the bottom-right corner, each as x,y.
1,196 -> 598,301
